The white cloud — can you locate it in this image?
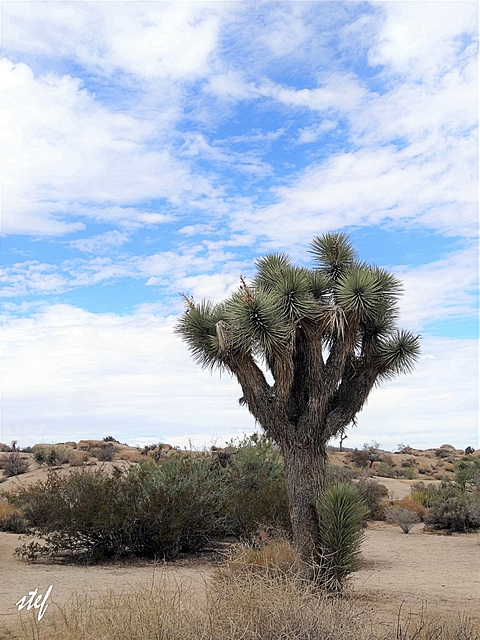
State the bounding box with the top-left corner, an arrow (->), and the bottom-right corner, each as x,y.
369,2 -> 477,80
0,304 -> 254,447
104,4 -> 222,80
1,58 -> 221,236
1,305 -> 477,450
68,230 -> 131,254
352,336 -> 478,450
232,134 -> 477,245
1,2 -> 226,81
395,245 -> 478,331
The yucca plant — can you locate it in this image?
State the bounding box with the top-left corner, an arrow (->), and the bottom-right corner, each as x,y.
176,233 -> 420,576
318,482 -> 368,591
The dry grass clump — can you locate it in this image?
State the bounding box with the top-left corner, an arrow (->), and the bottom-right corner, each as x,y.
217,529 -> 300,579
0,501 -> 25,533
394,607 -> 479,640
5,539 -> 478,640
8,570 -> 478,640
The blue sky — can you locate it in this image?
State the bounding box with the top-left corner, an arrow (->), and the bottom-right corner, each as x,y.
1,1 -> 478,451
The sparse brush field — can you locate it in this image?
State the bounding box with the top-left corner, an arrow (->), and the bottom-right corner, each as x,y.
0,438 -> 479,639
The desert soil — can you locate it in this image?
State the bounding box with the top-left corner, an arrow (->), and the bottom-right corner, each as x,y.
1,523 -> 479,638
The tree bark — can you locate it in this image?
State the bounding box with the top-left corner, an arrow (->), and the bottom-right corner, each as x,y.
280,438 -> 328,568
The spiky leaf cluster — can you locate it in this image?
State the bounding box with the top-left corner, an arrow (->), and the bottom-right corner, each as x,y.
176,233 -> 420,426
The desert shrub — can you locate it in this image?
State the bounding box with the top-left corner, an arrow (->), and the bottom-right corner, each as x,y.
13,569 -> 383,640
91,444 -> 115,461
350,441 -> 382,469
0,451 -> 29,477
410,481 -> 454,508
0,501 -> 26,533
356,478 -> 388,520
326,464 -> 359,484
9,458 -> 229,561
425,495 -> 480,533
350,447 -> 370,468
222,434 -> 290,538
102,436 -> 119,443
219,530 -> 300,579
392,495 -> 427,521
318,482 -> 368,591
435,448 -> 454,463
381,453 -> 395,466
33,445 -> 70,466
402,466 -> 417,480
11,578 -> 479,640
376,461 -> 396,477
454,456 -> 480,489
385,506 -> 421,533
465,446 -> 475,455
20,446 -> 34,453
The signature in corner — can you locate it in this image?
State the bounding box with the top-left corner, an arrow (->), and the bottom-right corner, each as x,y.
16,585 -> 53,621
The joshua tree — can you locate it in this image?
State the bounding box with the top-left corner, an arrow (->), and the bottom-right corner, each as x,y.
176,233 -> 420,568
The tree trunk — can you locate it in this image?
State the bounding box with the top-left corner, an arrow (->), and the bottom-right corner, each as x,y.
280,438 -> 328,569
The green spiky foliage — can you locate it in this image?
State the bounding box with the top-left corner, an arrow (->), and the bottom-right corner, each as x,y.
176,233 -> 420,571
318,482 -> 369,592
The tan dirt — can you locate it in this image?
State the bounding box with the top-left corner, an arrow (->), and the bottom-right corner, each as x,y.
1,523 -> 479,638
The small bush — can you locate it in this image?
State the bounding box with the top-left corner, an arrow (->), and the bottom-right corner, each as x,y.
350,448 -> 370,468
356,478 -> 388,520
326,464 -> 359,484
1,451 -> 29,477
91,444 -> 115,461
410,481 -> 453,508
385,506 -> 420,533
376,461 -> 396,478
219,530 -> 300,579
435,448 -> 454,463
102,436 -> 119,443
392,495 -> 427,521
33,445 -> 70,466
454,456 -> 480,489
0,501 -> 26,533
425,496 -> 480,533
402,466 -> 417,480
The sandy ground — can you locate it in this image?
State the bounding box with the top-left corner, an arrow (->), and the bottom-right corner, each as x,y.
352,522 -> 480,626
1,523 -> 479,638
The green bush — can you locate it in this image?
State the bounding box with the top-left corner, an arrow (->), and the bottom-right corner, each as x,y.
425,495 -> 480,533
33,445 -> 70,466
376,461 -> 396,478
10,458 -> 229,561
401,466 -> 417,480
454,456 -> 480,489
410,481 -> 454,508
222,434 -> 290,537
318,482 -> 368,591
356,478 -> 388,520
